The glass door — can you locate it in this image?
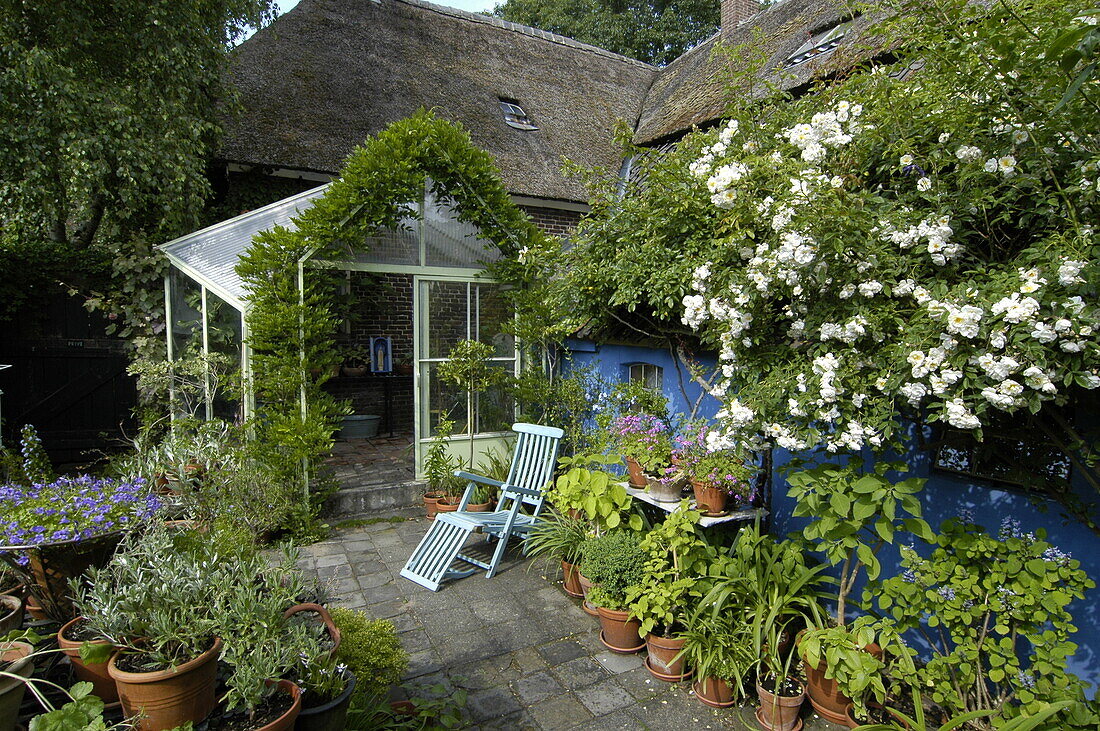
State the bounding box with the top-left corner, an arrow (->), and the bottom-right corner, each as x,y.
414,277 -> 517,476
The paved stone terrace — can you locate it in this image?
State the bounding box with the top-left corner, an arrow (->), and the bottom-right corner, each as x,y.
296,517 -> 837,730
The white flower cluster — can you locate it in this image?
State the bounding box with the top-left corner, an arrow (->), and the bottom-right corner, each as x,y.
876,216 -> 959,265
783,101 -> 860,163
679,95 -> 1099,452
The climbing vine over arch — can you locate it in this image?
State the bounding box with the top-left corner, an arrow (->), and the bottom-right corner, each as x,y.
236,109 -> 550,496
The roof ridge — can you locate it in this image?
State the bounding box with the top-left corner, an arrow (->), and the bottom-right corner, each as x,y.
391,0 -> 657,71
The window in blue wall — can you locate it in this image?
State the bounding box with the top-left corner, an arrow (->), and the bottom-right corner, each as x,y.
932,426 -> 1071,493
627,363 -> 663,391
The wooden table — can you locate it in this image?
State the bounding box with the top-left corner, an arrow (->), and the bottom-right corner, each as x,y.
623,484 -> 765,528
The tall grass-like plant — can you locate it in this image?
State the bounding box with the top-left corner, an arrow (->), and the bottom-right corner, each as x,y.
525,511 -> 589,567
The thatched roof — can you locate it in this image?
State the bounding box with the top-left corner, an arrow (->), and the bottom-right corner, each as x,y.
219,0 -> 658,203
634,0 -> 894,145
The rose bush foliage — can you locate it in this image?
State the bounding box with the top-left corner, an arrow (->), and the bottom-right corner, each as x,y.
561,0 -> 1100,511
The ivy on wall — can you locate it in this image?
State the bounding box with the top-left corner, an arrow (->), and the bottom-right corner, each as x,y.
236,109 -> 547,492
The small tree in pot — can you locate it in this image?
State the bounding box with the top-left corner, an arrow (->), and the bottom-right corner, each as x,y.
437,339 -> 510,470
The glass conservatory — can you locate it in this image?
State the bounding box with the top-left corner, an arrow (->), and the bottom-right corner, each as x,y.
158,183 -> 517,477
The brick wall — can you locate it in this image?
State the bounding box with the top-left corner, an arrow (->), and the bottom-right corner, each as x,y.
325,272 -> 415,431
520,205 -> 582,238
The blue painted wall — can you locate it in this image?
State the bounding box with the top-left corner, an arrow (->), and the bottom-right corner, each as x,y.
565,339 -> 1100,695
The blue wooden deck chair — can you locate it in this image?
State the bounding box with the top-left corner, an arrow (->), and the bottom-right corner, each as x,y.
400,423 -> 564,591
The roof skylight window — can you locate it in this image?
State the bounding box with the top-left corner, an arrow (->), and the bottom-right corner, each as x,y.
499,99 -> 538,130
784,19 -> 852,68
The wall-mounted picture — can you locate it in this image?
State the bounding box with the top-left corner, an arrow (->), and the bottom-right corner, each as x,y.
370,336 -> 392,373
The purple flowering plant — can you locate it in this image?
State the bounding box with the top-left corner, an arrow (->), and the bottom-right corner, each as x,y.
609,414 -> 672,472
0,475 -> 162,558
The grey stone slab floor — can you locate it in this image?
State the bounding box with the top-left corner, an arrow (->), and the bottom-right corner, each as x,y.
296,517 -> 840,730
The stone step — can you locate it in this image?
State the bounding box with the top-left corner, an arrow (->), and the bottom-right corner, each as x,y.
324,479 -> 426,518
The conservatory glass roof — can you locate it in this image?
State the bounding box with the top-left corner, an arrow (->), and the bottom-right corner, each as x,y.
159,184 -> 331,311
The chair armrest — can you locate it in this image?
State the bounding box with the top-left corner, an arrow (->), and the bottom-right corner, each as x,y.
504,485 -> 541,498
453,470 -> 504,488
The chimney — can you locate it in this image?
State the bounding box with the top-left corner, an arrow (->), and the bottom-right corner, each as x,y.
722,0 -> 761,34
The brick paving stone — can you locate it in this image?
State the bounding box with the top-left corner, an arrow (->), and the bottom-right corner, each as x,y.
549,656 -> 608,690
467,686 -> 523,723
357,571 -> 394,590
575,679 -> 636,716
594,650 -> 645,674
480,711 -> 540,730
509,670 -> 565,705
509,647 -> 549,675
537,639 -> 588,666
613,666 -> 674,701
528,693 -> 595,731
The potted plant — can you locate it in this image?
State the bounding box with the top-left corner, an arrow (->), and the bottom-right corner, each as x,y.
548,453 -> 643,534
0,593 -> 22,637
786,460 -> 931,724
56,616 -> 118,704
294,656 -> 356,731
0,639 -> 34,731
798,617 -> 898,726
76,528 -> 225,730
329,607 -> 408,723
755,620 -> 806,731
422,413 -> 461,519
608,414 -> 672,489
340,345 -> 371,377
0,473 -> 163,621
685,448 -> 755,516
676,614 -> 755,708
437,339 -> 510,470
525,511 -> 589,597
579,532 -> 647,653
625,501 -> 712,681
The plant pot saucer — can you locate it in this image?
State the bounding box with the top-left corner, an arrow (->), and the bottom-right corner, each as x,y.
692,680 -> 736,708
599,630 -> 645,654
582,599 -> 600,617
692,502 -> 729,517
563,584 -> 584,598
644,654 -> 693,682
755,707 -> 803,731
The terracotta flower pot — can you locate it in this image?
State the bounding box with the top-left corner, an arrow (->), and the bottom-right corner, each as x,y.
644,633 -> 691,681
756,678 -> 806,731
693,676 -> 736,708
423,492 -> 443,520
341,366 -> 368,378
434,500 -> 461,515
465,502 -> 492,512
295,670 -> 355,731
691,480 -> 728,515
0,641 -> 34,731
283,603 -> 341,657
623,457 -> 647,488
596,606 -> 644,654
257,679 -> 302,731
0,594 -> 23,637
109,637 -> 223,731
58,617 -> 118,704
25,593 -> 47,621
577,572 -> 599,617
561,560 -> 583,598
801,641 -> 882,726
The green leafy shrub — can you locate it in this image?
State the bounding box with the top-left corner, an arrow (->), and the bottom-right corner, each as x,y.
579,531 -> 645,610
331,607 -> 409,702
787,459 -> 931,625
19,425 -> 53,485
549,453 -> 642,532
878,516 -> 1095,724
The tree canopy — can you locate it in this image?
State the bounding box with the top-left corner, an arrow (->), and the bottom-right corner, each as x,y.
493,0 -> 720,66
0,0 -> 275,345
